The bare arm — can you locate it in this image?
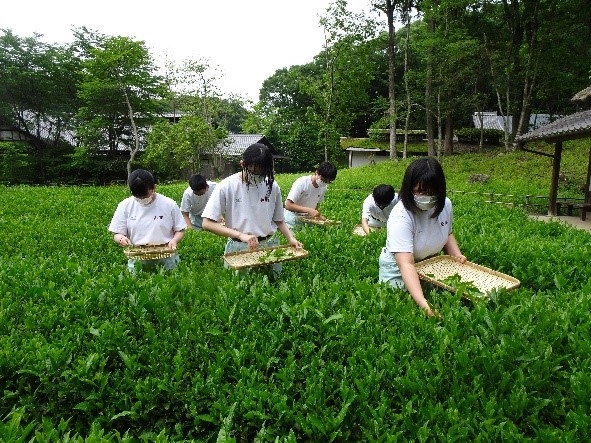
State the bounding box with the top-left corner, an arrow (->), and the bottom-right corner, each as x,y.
361,217 -> 371,234
395,251 -> 434,317
181,212 -> 193,230
443,233 -> 466,262
275,220 -> 303,248
202,217 -> 260,250
285,199 -> 322,219
168,229 -> 185,249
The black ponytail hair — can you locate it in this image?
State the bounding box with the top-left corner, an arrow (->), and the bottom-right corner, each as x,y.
241,143 -> 275,195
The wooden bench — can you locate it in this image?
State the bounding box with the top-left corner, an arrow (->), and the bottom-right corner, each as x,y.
555,201 -> 591,221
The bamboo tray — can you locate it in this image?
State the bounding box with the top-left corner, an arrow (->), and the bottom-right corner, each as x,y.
352,224 -> 383,236
124,244 -> 176,260
297,216 -> 341,226
223,245 -> 309,269
353,224 -> 367,236
415,255 -> 520,296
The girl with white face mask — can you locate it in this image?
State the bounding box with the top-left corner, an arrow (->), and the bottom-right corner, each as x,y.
201,143 -> 303,278
378,157 -> 466,317
108,169 -> 187,272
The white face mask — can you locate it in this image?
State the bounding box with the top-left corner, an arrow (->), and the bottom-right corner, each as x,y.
414,195 -> 437,211
316,177 -> 328,188
134,195 -> 153,206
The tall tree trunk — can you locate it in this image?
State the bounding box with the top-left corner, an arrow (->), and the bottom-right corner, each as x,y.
386,0 -> 398,160
425,17 -> 436,157
444,114 -> 454,155
402,2 -> 412,160
123,90 -> 140,178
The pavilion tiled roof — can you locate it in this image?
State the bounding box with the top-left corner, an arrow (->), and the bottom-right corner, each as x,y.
516,109 -> 591,143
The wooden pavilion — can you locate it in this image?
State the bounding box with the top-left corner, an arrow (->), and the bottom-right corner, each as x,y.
516,87 -> 591,219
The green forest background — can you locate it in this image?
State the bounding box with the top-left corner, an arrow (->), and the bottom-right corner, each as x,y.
1,0 -> 590,184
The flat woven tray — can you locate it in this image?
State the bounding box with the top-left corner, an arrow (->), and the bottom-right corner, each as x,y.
415,255 -> 520,295
353,224 -> 367,236
352,224 -> 383,236
223,245 -> 309,269
297,216 -> 341,226
123,244 -> 176,260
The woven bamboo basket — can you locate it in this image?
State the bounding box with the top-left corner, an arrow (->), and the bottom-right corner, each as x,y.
352,224 -> 383,236
353,224 -> 367,236
297,215 -> 341,226
223,245 -> 309,270
123,244 -> 176,260
415,255 -> 520,296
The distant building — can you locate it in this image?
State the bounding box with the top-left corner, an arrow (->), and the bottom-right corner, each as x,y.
345,147 -> 390,168
198,134 -> 289,178
472,112 -> 557,132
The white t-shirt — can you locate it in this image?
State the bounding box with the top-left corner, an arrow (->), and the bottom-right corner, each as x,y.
180,181 -> 216,216
385,198 -> 453,261
108,194 -> 187,245
201,173 -> 284,237
285,175 -> 327,214
362,193 -> 398,223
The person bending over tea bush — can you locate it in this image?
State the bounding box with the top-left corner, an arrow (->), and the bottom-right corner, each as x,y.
283,161 -> 337,230
108,169 -> 186,272
379,157 -> 466,317
180,174 -> 219,230
361,184 -> 398,235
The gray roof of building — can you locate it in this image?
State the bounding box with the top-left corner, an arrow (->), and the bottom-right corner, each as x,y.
218,134 -> 277,156
516,109 -> 591,143
472,112 -> 507,131
472,112 -> 553,132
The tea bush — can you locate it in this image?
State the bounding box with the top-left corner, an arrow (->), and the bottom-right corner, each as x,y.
1,142 -> 590,441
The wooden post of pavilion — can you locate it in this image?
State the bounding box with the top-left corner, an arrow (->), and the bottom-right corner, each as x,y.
548,141 -> 562,216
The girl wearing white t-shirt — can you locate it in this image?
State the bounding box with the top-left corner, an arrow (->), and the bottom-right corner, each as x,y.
202,143 -> 302,274
379,157 -> 466,317
109,169 -> 187,272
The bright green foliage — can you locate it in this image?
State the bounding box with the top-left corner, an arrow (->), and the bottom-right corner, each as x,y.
1,145 -> 591,440
75,33 -> 166,163
144,116 -> 228,180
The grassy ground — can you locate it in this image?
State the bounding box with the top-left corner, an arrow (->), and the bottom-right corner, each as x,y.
333,138 -> 589,201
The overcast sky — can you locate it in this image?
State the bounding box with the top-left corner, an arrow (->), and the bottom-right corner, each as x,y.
2,0 -> 382,103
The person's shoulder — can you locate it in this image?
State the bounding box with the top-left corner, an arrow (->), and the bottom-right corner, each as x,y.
157,193 -> 179,205
217,173 -> 241,189
115,196 -> 133,209
391,199 -> 409,215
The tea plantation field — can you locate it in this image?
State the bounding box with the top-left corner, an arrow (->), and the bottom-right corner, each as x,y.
1,144 -> 590,442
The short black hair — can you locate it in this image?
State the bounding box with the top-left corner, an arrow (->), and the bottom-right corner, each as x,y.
399,157 -> 446,217
189,174 -> 208,192
317,161 -> 337,181
372,184 -> 396,207
128,169 -> 155,197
